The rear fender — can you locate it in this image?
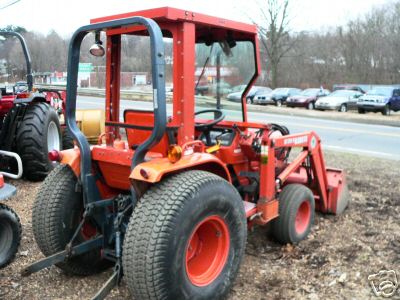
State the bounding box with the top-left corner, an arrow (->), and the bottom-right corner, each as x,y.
60,148 -> 81,177
129,152 -> 231,185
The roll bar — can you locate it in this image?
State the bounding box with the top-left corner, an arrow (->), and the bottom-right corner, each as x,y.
65,17 -> 166,204
0,31 -> 33,91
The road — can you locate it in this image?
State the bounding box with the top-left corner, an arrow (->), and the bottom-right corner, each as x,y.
77,96 -> 400,160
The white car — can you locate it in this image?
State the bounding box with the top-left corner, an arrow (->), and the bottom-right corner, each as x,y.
315,90 -> 363,112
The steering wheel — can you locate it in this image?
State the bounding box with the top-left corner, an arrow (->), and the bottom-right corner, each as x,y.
195,109 -> 225,146
194,109 -> 225,131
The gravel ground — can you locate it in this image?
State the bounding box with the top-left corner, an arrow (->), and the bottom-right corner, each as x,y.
0,151 -> 399,300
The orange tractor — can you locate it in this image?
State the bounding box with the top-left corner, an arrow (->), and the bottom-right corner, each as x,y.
23,7 -> 349,299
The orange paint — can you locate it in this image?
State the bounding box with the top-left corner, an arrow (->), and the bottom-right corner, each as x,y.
60,147 -> 81,177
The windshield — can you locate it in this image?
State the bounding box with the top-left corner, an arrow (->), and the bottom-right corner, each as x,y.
366,88 -> 392,97
272,88 -> 289,95
329,90 -> 356,97
301,89 -> 319,96
195,41 -> 256,121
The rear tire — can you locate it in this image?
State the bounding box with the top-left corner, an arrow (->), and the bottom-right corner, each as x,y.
276,99 -> 282,107
0,204 -> 21,268
122,170 -> 247,300
16,102 -> 61,181
272,184 -> 315,244
307,102 -> 314,110
32,164 -> 111,275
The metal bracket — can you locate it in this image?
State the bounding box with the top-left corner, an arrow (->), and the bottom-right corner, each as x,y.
91,264 -> 121,300
21,236 -> 103,277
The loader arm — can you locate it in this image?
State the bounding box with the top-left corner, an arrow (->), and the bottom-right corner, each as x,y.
256,131 -> 346,224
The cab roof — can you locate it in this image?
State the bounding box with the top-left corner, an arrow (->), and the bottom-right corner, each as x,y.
91,7 -> 258,38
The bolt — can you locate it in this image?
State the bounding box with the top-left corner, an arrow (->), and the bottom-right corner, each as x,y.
216,231 -> 221,237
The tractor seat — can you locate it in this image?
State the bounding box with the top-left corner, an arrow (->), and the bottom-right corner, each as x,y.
124,110 -> 176,157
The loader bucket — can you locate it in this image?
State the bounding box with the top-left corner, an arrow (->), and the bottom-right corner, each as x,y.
325,168 -> 350,215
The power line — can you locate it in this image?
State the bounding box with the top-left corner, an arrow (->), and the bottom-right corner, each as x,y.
0,0 -> 21,10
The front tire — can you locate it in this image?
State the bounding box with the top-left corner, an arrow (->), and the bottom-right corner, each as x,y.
339,104 -> 347,112
382,104 -> 390,115
122,171 -> 247,300
32,164 -> 111,275
16,102 -> 61,181
272,184 -> 315,244
62,127 -> 75,149
246,97 -> 253,104
0,204 -> 21,268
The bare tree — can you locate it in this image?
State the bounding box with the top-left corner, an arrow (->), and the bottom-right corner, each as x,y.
257,0 -> 295,88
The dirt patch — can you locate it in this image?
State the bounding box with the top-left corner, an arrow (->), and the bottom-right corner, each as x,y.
1,151 -> 399,299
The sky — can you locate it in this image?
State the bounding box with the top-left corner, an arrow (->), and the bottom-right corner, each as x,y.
0,0 -> 391,36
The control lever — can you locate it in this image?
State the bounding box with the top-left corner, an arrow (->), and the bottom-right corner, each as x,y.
232,124 -> 247,138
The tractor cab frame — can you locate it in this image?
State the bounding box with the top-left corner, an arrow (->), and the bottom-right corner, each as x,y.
24,7 -> 349,300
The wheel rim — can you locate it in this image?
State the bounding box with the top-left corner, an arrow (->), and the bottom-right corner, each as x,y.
340,105 -> 346,112
185,215 -> 230,286
247,98 -> 251,104
277,100 -> 282,107
308,102 -> 313,109
47,121 -> 60,152
0,219 -> 13,261
295,200 -> 311,235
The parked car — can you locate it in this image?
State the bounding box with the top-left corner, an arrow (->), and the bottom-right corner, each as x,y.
227,85 -> 266,103
195,81 -> 232,96
315,90 -> 363,112
254,87 -> 302,106
286,88 -> 330,110
357,86 -> 400,115
246,87 -> 272,104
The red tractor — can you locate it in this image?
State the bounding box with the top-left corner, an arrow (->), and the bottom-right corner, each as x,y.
0,32 -> 103,180
0,31 -> 64,181
24,8 -> 350,299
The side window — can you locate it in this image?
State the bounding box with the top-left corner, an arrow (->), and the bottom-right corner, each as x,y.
393,89 -> 400,97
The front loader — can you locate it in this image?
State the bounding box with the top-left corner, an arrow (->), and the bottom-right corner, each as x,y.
23,7 -> 350,300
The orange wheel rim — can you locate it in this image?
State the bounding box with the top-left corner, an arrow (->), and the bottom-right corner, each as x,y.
295,200 -> 311,235
185,215 -> 230,286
